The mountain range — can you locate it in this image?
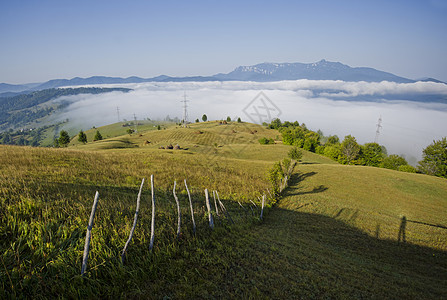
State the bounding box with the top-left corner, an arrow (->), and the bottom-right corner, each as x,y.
2,60 -> 445,96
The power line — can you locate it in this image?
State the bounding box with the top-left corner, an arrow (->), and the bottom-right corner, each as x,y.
133,113 -> 138,133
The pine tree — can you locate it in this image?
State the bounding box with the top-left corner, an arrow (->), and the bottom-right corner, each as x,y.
78,130 -> 87,144
94,130 -> 103,141
202,114 -> 207,122
59,130 -> 70,147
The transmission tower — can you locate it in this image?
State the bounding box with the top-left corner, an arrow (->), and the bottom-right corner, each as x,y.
116,106 -> 120,123
181,91 -> 189,128
374,116 -> 382,143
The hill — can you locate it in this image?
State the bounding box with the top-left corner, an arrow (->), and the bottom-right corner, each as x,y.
0,87 -> 131,132
0,121 -> 446,298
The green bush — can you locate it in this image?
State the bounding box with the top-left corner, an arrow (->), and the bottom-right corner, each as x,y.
398,164 -> 417,173
259,137 -> 275,145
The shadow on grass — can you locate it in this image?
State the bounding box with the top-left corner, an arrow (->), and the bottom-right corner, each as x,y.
283,172 -> 328,197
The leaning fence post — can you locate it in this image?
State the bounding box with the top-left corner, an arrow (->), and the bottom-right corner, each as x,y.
81,191 -> 99,276
205,189 -> 214,229
149,175 -> 155,251
121,178 -> 145,264
184,179 -> 196,235
216,191 -> 235,224
213,190 -> 219,216
260,194 -> 265,220
173,181 -> 181,239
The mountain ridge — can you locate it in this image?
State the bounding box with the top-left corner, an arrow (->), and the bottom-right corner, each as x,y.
1,60 -> 446,95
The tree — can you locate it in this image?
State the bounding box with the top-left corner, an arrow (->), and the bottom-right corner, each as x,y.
324,144 -> 341,160
157,125 -> 161,130
326,135 -> 340,145
237,117 -> 242,123
126,128 -> 134,135
418,137 -> 447,178
340,135 -> 360,165
78,130 -> 87,144
269,118 -> 282,129
226,116 -> 231,122
381,154 -> 408,170
288,146 -> 303,161
1,133 -> 11,145
94,130 -> 103,141
58,130 -> 70,147
361,143 -> 384,167
202,114 -> 208,122
195,118 -> 199,123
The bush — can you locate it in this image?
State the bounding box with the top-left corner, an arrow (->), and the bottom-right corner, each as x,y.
398,165 -> 417,173
381,154 -> 408,170
259,137 -> 275,145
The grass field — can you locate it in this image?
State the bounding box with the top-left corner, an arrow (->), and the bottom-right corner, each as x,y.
1,121 -> 446,298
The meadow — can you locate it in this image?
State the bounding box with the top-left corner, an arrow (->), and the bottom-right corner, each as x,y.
1,121 -> 446,298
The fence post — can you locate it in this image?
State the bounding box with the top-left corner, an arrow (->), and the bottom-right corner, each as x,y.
260,194 -> 265,220
205,189 -> 214,229
149,175 -> 155,251
81,191 -> 99,276
121,178 -> 145,264
184,180 -> 196,235
213,190 -> 219,216
173,181 -> 181,239
216,191 -> 234,224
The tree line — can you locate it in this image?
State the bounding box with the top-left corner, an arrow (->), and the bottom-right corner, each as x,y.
266,118 -> 447,179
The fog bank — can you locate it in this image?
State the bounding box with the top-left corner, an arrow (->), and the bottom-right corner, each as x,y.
53,80 -> 447,162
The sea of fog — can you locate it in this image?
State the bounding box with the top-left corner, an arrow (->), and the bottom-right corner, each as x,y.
52,80 -> 447,164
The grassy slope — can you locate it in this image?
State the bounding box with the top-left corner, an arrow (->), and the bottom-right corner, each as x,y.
1,121 -> 446,298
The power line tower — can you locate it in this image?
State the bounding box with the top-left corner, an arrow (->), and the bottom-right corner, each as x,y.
133,113 -> 138,133
181,91 -> 189,128
374,116 -> 382,144
116,106 -> 120,123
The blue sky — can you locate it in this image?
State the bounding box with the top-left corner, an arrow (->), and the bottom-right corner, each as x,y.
1,0 -> 446,83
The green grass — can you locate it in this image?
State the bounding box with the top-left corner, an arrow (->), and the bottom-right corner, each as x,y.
1,121 -> 446,298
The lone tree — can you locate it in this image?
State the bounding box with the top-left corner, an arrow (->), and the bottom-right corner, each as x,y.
288,146 -> 303,162
59,130 -> 70,147
418,137 -> 447,178
340,135 -> 360,165
195,118 -> 199,123
78,130 -> 87,144
237,117 -> 242,123
94,130 -> 103,141
202,114 -> 208,122
226,116 -> 231,122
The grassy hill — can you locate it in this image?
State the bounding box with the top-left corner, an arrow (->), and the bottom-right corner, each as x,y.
1,121 -> 446,298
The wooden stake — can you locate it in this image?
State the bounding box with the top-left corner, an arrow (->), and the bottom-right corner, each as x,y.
121,178 -> 145,263
173,181 -> 181,239
216,191 -> 234,224
205,189 -> 214,229
260,194 -> 265,220
213,190 -> 219,216
81,191 -> 99,276
149,175 -> 155,251
184,180 -> 196,235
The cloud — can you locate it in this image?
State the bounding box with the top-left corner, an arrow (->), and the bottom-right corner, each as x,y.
53,80 -> 447,162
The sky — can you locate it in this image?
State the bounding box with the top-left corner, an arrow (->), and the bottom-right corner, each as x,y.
1,0 -> 447,84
